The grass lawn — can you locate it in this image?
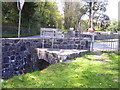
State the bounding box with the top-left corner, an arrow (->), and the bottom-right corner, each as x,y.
95,39 -> 118,42
1,53 -> 119,88
1,33 -> 39,38
2,34 -> 28,38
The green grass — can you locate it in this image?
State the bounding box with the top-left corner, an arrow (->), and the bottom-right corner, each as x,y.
61,29 -> 68,33
1,53 -> 119,88
2,33 -> 39,38
95,39 -> 118,42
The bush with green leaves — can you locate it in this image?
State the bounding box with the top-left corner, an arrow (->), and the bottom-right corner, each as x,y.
105,21 -> 120,32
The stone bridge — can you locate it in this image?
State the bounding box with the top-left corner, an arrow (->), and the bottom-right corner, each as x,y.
1,38 -> 91,79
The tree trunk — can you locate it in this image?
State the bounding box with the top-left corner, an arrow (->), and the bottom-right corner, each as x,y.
28,22 -> 31,33
28,19 -> 31,33
89,2 -> 92,28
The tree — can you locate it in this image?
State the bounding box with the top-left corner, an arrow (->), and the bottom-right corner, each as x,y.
2,2 -> 18,25
2,1 -> 63,35
2,2 -> 38,34
33,1 -> 63,28
21,2 -> 38,33
82,1 -> 109,30
105,21 -> 120,32
64,1 -> 85,30
93,14 -> 110,30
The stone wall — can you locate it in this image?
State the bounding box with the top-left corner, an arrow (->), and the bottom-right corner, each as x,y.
81,34 -> 118,40
65,30 -> 118,40
94,34 -> 118,40
51,38 -> 91,50
2,39 -> 41,79
1,38 -> 91,79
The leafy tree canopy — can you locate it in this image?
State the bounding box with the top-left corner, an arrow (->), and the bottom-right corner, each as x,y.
105,21 -> 120,32
2,2 -> 63,34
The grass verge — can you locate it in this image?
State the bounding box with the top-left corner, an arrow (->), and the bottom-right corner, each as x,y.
1,33 -> 39,38
95,39 -> 118,42
1,53 -> 119,88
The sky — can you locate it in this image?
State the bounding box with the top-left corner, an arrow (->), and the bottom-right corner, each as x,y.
105,0 -> 119,21
56,0 -> 119,21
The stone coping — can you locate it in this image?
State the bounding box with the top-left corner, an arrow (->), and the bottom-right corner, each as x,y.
36,48 -> 88,55
36,48 -> 88,62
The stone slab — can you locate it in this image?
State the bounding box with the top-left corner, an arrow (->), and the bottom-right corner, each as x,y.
36,48 -> 88,63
